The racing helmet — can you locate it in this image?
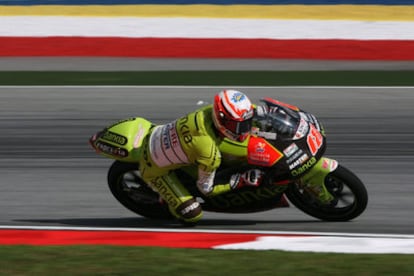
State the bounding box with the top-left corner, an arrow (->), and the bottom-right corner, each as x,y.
212,90 -> 254,142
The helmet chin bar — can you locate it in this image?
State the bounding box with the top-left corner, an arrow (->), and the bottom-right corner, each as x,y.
213,111 -> 249,142
238,132 -> 249,142
222,127 -> 247,142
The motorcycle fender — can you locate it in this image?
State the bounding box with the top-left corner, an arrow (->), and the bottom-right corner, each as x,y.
300,157 -> 338,186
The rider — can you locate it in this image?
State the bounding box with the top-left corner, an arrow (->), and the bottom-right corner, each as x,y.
139,90 -> 263,224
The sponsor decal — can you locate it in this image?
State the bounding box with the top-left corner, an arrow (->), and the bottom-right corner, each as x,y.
180,201 -> 201,216
258,131 -> 277,140
256,142 -> 266,153
161,122 -> 180,150
95,140 -> 128,158
283,143 -> 299,158
286,149 -> 305,165
162,123 -> 172,150
133,124 -> 145,148
294,118 -> 309,140
150,127 -> 161,161
248,136 -> 283,167
322,158 -> 339,172
177,116 -> 192,144
288,153 -> 309,170
291,156 -> 317,176
102,131 -> 127,146
307,124 -> 324,156
252,127 -> 277,140
149,123 -> 189,168
210,185 -> 287,209
231,92 -> 246,103
153,180 -> 179,208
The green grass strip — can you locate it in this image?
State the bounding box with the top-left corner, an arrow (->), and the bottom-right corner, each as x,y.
1,71 -> 414,85
1,246 -> 414,275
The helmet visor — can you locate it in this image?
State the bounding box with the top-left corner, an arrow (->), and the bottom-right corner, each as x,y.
223,117 -> 252,136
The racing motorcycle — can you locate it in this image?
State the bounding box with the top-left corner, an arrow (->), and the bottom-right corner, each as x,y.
89,97 -> 368,222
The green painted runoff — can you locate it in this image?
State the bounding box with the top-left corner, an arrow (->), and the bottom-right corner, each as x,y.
0,71 -> 413,85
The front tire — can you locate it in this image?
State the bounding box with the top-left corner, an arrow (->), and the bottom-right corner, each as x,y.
286,165 -> 368,221
107,161 -> 173,219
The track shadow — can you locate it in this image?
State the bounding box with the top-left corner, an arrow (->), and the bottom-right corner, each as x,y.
15,217 -> 320,229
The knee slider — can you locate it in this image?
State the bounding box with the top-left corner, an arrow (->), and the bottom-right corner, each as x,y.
176,198 -> 202,221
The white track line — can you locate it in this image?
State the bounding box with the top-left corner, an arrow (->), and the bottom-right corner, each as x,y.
3,16 -> 414,40
1,225 -> 413,238
2,85 -> 414,89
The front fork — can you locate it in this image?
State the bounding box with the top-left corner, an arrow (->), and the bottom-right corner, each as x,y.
299,157 -> 338,204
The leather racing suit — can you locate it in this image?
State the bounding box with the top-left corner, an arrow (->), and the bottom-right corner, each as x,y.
139,105 -> 235,223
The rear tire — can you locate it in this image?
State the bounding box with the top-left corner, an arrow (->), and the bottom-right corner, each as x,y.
286,165 -> 368,221
107,161 -> 173,219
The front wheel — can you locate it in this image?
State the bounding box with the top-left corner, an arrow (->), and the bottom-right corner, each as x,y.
107,161 -> 173,219
286,165 -> 368,221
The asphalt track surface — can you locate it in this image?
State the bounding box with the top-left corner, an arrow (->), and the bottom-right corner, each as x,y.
1,85 -> 413,235
3,58 -> 414,71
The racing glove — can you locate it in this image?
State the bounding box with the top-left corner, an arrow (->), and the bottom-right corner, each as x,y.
230,169 -> 264,190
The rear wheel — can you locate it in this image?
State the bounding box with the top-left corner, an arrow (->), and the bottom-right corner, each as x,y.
286,165 -> 368,221
107,161 -> 173,219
